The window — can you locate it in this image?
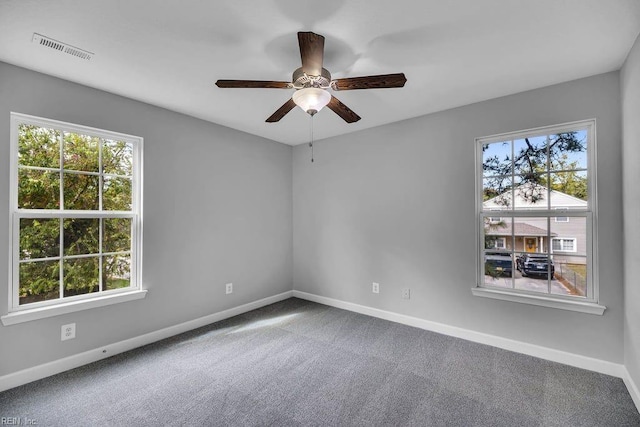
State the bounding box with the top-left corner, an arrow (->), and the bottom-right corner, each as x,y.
489,237 -> 507,249
554,208 -> 569,222
5,113 -> 144,322
474,120 -> 604,315
552,238 -> 576,252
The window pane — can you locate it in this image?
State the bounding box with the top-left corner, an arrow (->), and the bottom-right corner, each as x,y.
484,253 -> 514,288
103,254 -> 131,290
63,133 -> 99,172
549,171 -> 588,204
63,257 -> 99,297
103,140 -> 133,176
551,217 -> 586,256
18,125 -> 60,168
103,177 -> 132,211
19,260 -> 60,305
485,217 -> 512,251
63,218 -> 100,256
549,130 -> 587,172
18,169 -> 60,209
104,218 -> 132,253
63,173 -> 99,210
483,177 -> 513,209
515,252 -> 554,294
553,255 -> 587,297
482,141 -> 511,177
513,175 -> 548,209
513,136 -> 546,176
20,218 -> 60,260
513,217 -> 549,254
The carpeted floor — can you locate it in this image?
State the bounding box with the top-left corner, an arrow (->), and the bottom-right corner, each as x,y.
1,298 -> 639,426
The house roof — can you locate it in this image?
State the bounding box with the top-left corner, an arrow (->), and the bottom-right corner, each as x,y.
486,222 -> 557,237
483,183 -> 587,210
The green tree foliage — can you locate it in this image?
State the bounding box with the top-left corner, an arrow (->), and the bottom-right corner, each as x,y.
17,125 -> 133,305
538,155 -> 587,201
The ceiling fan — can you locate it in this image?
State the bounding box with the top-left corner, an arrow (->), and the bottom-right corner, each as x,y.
215,32 -> 407,123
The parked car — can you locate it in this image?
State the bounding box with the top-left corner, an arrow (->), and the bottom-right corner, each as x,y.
485,254 -> 513,277
516,254 -> 555,278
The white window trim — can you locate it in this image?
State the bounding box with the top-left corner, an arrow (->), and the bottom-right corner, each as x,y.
471,287 -> 605,315
1,290 -> 147,325
493,237 -> 507,249
474,119 -> 602,314
552,237 -> 577,253
5,113 -> 145,323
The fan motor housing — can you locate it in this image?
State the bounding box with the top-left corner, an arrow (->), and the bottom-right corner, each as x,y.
292,67 -> 332,89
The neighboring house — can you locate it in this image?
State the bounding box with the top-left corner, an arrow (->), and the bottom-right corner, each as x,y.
483,184 -> 587,264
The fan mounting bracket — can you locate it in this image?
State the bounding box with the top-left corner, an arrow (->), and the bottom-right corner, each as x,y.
292,67 -> 332,89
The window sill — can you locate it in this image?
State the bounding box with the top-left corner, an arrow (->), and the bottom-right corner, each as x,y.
1,290 -> 147,326
471,287 -> 606,315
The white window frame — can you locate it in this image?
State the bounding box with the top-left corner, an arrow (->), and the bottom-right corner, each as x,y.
552,237 -> 577,253
473,119 -> 605,315
2,113 -> 146,325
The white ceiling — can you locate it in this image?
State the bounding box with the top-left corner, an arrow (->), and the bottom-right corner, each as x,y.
1,1 -> 639,146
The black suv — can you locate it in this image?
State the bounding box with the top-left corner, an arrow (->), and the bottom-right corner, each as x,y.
485,254 -> 513,277
516,254 -> 554,278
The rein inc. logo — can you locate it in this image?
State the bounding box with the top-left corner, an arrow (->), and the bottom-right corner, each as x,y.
1,417 -> 38,425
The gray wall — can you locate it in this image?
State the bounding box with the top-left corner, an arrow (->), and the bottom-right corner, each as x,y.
0,62 -> 293,376
622,34 -> 640,389
0,59 -> 630,378
293,72 -> 624,363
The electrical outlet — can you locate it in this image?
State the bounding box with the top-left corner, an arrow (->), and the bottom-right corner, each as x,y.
372,282 -> 379,294
61,323 -> 76,341
225,283 -> 233,295
402,288 -> 411,300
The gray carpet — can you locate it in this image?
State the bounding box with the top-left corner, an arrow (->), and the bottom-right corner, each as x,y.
1,298 -> 639,426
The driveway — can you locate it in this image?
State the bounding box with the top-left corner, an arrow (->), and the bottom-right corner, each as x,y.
484,271 -> 570,295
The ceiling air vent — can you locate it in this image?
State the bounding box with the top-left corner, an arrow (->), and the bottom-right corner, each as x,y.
32,33 -> 94,61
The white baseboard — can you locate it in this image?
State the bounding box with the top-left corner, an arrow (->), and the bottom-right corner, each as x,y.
292,290 -> 626,379
622,368 -> 640,412
0,290 -> 293,393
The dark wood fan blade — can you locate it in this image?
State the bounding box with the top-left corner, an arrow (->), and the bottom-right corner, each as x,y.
298,32 -> 325,76
332,73 -> 407,90
216,80 -> 292,89
326,96 -> 361,123
266,98 -> 297,122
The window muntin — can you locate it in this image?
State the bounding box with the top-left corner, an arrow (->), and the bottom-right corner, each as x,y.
9,113 -> 142,311
477,120 -> 595,303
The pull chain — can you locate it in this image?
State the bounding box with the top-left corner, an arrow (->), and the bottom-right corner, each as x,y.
309,114 -> 314,163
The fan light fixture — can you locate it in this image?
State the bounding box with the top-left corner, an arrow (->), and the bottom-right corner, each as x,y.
292,87 -> 331,116
215,31 -> 406,123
